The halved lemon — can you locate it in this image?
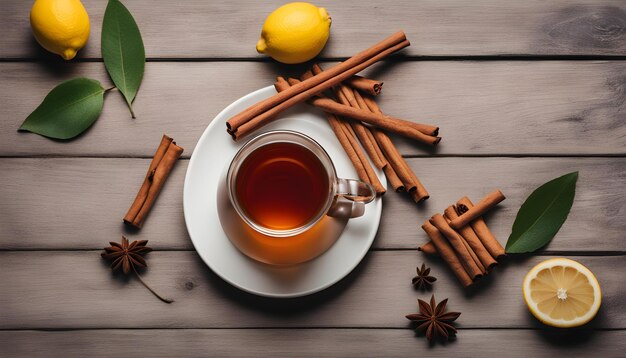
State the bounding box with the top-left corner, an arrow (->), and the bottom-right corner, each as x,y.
523,258 -> 601,328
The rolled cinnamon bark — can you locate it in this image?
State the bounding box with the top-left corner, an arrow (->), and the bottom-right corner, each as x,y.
357,94 -> 413,190
430,214 -> 483,280
327,115 -> 370,186
457,197 -> 506,259
301,70 -> 314,81
352,89 -> 388,168
312,64 -> 383,96
334,86 -> 387,169
383,166 -> 404,192
362,95 -> 430,201
418,241 -> 438,255
337,120 -> 386,195
445,206 -> 498,270
449,189 -> 506,229
124,134 -> 184,229
291,96 -> 439,145
444,207 -> 486,274
308,64 -> 439,140
345,75 -> 383,96
421,221 -> 473,287
275,77 -> 382,195
230,36 -> 411,138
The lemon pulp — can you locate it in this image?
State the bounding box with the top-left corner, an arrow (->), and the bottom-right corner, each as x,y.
523,258 -> 601,328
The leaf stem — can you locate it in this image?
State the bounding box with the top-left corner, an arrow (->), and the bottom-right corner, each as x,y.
132,266 -> 173,304
104,87 -> 116,93
127,102 -> 136,119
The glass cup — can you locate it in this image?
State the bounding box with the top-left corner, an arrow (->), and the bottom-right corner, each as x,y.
222,130 -> 376,265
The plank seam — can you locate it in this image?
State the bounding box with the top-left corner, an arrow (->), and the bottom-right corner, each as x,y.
0,327 -> 623,331
0,248 -> 624,256
0,154 -> 625,160
1,55 -> 626,62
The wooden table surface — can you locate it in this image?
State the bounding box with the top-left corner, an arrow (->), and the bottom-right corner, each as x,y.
1,1 -> 625,357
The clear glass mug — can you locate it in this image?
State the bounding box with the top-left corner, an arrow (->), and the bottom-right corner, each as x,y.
222,130 -> 376,265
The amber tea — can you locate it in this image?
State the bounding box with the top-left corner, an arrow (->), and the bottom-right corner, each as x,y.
234,142 -> 330,231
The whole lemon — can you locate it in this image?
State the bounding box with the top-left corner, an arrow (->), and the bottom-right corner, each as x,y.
30,0 -> 90,60
256,2 -> 331,64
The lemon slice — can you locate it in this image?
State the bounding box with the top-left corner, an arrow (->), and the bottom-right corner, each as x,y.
523,258 -> 601,328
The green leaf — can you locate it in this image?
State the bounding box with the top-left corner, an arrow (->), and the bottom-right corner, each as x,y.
102,0 -> 145,118
18,78 -> 105,140
505,172 -> 578,253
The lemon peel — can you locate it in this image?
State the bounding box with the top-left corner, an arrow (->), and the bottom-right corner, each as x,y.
257,2 -> 331,64
30,0 -> 90,60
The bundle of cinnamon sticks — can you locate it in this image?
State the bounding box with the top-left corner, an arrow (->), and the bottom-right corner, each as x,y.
420,190 -> 506,287
226,31 -> 440,202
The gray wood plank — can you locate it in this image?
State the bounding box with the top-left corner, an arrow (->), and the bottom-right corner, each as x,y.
1,329 -> 624,358
1,61 -> 625,157
0,251 -> 623,329
2,0 -> 625,58
1,157 -> 623,251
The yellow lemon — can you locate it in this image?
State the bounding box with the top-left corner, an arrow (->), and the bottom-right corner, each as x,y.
256,2 -> 331,64
523,258 -> 601,328
30,0 -> 90,60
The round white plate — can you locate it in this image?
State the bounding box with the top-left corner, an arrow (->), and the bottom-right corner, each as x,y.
183,86 -> 385,298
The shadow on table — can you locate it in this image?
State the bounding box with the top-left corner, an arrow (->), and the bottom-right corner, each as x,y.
26,32 -> 91,78
194,248 -> 373,316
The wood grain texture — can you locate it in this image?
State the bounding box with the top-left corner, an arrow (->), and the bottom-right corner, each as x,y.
2,0 -> 625,59
1,157 -> 624,251
1,329 -> 624,357
1,61 -> 625,157
0,251 -> 623,329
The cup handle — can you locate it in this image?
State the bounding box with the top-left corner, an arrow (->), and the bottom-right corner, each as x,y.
327,178 -> 376,219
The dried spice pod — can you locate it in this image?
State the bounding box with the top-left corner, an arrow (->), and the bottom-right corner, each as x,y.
406,295 -> 461,342
412,263 -> 437,289
102,236 -> 173,303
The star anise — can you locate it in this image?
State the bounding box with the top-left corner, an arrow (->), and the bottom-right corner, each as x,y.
406,295 -> 461,342
412,263 -> 437,289
102,236 -> 173,303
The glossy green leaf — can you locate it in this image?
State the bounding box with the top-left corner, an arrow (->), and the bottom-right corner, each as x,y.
102,0 -> 145,118
18,78 -> 104,140
505,172 -> 578,253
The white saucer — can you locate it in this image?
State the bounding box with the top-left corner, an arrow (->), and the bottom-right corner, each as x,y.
183,86 -> 385,298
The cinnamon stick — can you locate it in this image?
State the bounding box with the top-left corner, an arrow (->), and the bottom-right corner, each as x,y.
309,65 -> 389,171
445,205 -> 498,270
383,160 -> 404,192
444,206 -> 486,274
229,33 -> 410,138
352,89 -> 388,169
421,221 -> 473,287
337,120 -> 386,195
356,94 -> 413,190
124,135 -> 184,229
311,64 -> 434,138
418,241 -> 438,255
259,95 -> 436,145
281,76 -> 436,146
334,85 -> 386,169
449,190 -> 505,229
311,64 -> 383,97
457,197 -> 506,259
345,75 -> 383,96
430,214 -> 483,280
362,95 -> 430,201
275,77 -> 385,195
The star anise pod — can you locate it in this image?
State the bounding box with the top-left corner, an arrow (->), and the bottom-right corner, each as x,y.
102,236 -> 173,303
412,263 -> 436,289
406,295 -> 461,342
